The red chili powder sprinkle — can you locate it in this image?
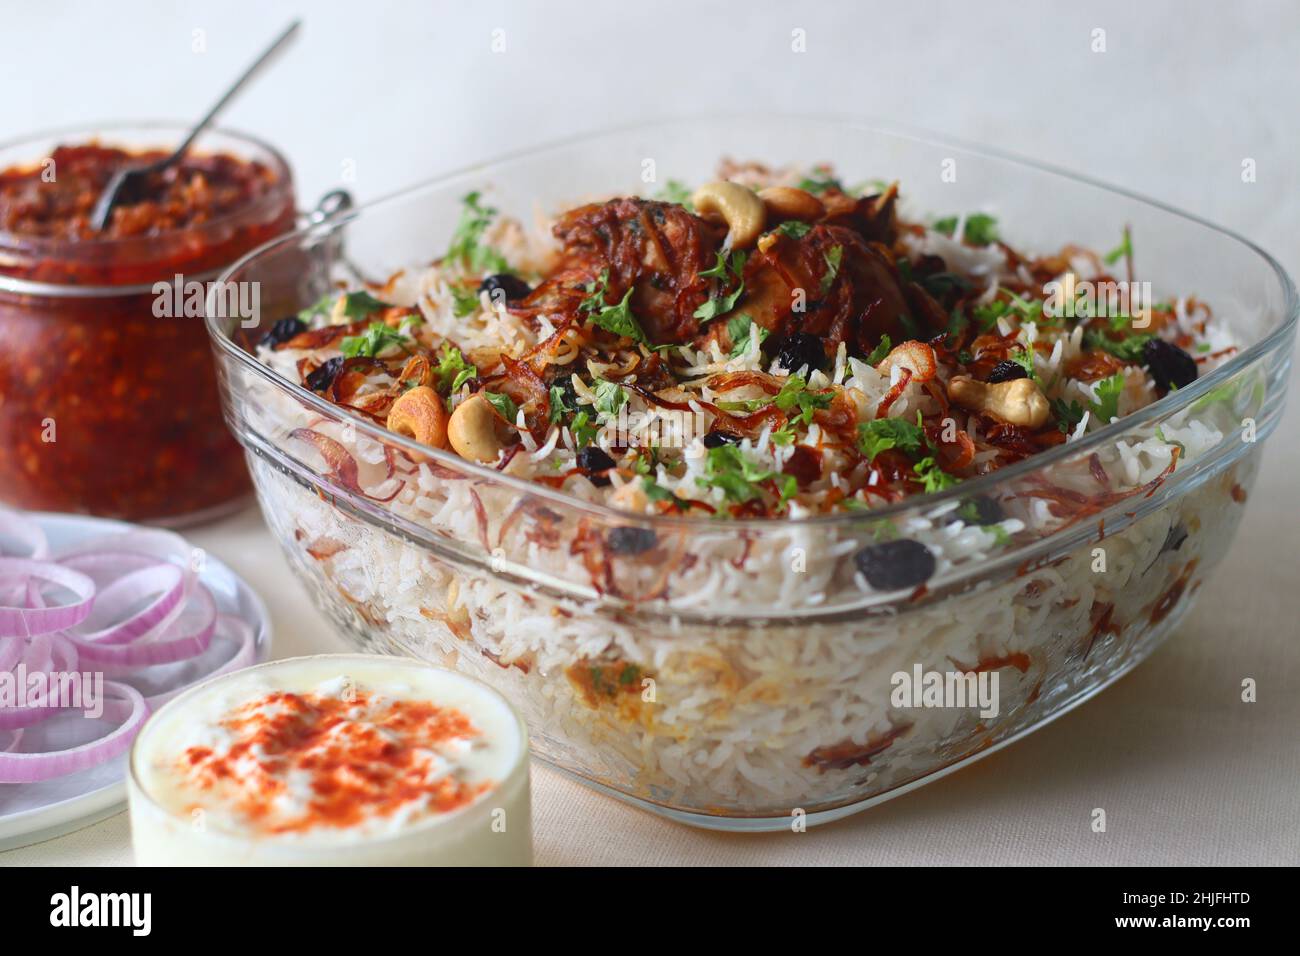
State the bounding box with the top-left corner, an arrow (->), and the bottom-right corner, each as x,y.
179,691 -> 491,834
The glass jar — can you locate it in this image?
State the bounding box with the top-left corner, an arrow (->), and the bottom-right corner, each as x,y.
0,122 -> 296,524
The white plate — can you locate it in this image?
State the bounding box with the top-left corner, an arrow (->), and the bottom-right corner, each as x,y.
0,513 -> 272,851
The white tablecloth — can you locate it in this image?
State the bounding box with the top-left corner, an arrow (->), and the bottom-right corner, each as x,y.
2,0 -> 1297,866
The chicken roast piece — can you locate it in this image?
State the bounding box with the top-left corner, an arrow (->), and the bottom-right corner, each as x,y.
539,186 -> 940,361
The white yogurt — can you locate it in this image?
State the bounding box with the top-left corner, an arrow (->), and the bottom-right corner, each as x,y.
128,655 -> 530,866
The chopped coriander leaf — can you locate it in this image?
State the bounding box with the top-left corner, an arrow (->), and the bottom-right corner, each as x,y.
773,220 -> 812,240
339,321 -> 408,358
1010,347 -> 1038,383
973,299 -> 1011,332
548,384 -> 572,423
772,374 -> 833,425
771,423 -> 796,446
592,379 -> 628,418
435,346 -> 476,392
592,286 -> 645,341
695,445 -> 779,504
342,291 -> 392,320
913,456 -> 960,493
857,416 -> 925,461
1084,327 -> 1154,363
450,285 -> 481,317
580,269 -> 647,342
694,250 -> 748,324
1051,397 -> 1086,433
963,214 -> 999,246
483,390 -> 518,424
699,249 -> 734,280
446,191 -> 510,274
796,169 -> 844,195
865,335 -> 893,365
569,411 -> 599,447
818,245 -> 843,296
934,213 -> 999,246
1089,373 -> 1125,423
297,293 -> 335,322
642,476 -> 688,510
945,305 -> 969,343
727,314 -> 769,357
655,180 -> 694,210
1103,228 -> 1132,266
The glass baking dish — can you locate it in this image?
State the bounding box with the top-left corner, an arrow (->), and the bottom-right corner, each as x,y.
205,116 -> 1297,830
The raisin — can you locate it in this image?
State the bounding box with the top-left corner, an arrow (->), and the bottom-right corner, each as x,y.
606,526 -> 658,555
987,360 -> 1028,384
1142,338 -> 1197,392
773,332 -> 827,374
853,539 -> 936,590
702,430 -> 741,449
304,357 -> 344,393
259,316 -> 306,349
478,273 -> 533,303
576,446 -> 616,485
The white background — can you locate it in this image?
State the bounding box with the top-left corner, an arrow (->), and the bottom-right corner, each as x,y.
2,0 -> 1298,866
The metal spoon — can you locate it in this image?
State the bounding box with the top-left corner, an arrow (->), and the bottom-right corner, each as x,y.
89,19 -> 302,232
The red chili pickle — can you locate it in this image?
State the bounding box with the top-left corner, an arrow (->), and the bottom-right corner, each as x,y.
0,129 -> 296,523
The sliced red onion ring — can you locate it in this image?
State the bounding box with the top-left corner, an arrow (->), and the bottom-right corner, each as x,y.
67,563 -> 187,647
0,681 -> 148,784
73,585 -> 216,669
0,559 -> 96,639
0,507 -> 49,560
1,516 -> 263,783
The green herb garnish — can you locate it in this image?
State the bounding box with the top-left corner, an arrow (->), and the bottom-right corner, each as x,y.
796,169 -> 844,195
450,285 -> 481,318
1051,397 -> 1086,433
580,269 -> 647,342
694,250 -> 748,324
865,335 -> 893,366
818,245 -> 843,296
934,213 -> 999,246
1103,229 -> 1132,266
446,191 -> 510,274
1089,373 -> 1125,423
342,291 -> 392,321
655,180 -> 694,210
695,445 -> 783,504
1085,327 -> 1153,363
483,390 -> 518,424
592,379 -> 628,419
340,321 -> 408,358
434,346 -> 476,393
913,456 -> 960,493
774,220 -> 812,240
857,416 -> 926,461
727,314 -> 768,357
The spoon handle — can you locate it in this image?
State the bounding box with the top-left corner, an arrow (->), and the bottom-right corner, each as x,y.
173,19 -> 302,157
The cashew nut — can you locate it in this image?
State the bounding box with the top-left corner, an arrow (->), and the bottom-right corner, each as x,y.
948,375 -> 1050,429
446,392 -> 508,463
386,385 -> 449,449
690,181 -> 766,249
758,186 -> 824,223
